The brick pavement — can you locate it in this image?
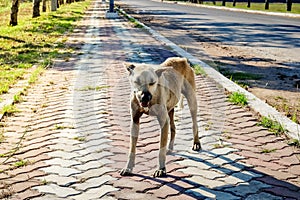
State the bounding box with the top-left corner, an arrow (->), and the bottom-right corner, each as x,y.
0,0 -> 299,199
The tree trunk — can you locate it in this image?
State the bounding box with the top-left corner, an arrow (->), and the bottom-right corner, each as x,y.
247,0 -> 251,8
222,0 -> 226,6
265,0 -> 269,10
32,0 -> 41,18
233,0 -> 236,6
287,0 -> 292,11
51,0 -> 57,11
10,0 -> 19,26
42,0 -> 47,12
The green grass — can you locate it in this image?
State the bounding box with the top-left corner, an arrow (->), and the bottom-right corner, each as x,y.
257,116 -> 285,136
0,130 -> 4,143
1,104 -> 20,115
28,66 -> 45,85
261,148 -> 277,153
73,136 -> 86,142
228,91 -> 248,106
192,64 -> 207,76
54,124 -> 75,130
288,139 -> 300,147
0,0 -> 91,98
14,159 -> 29,168
120,10 -> 144,28
219,68 -> 262,88
76,85 -> 110,91
13,92 -> 24,103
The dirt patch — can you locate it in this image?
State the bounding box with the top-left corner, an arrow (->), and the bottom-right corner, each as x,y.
117,4 -> 300,124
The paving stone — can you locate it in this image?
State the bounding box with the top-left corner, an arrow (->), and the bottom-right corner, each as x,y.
210,147 -> 238,156
217,175 -> 246,185
74,175 -> 117,191
11,189 -> 41,200
42,165 -> 81,176
197,187 -> 241,200
33,184 -> 81,198
179,167 -> 225,179
263,186 -> 300,199
37,174 -> 78,186
209,156 -> 234,167
11,180 -> 41,193
74,160 -> 105,171
76,166 -> 115,180
44,158 -> 81,168
224,180 -> 271,197
245,192 -> 283,200
176,160 -> 212,170
47,151 -> 81,160
186,175 -> 226,188
31,194 -> 66,200
72,185 -> 119,200
110,188 -> 159,200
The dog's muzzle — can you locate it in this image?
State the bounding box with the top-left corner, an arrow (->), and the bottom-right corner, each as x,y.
141,91 -> 152,107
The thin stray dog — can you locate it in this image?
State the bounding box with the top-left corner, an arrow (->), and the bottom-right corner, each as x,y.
120,57 -> 201,177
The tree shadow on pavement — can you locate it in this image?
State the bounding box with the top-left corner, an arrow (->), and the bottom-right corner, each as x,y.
129,150 -> 300,199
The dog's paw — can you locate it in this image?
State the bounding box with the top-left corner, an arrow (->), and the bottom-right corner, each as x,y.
120,168 -> 133,176
167,149 -> 174,155
192,142 -> 202,151
153,168 -> 167,177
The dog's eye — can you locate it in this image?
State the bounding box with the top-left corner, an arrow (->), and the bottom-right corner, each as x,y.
149,82 -> 156,86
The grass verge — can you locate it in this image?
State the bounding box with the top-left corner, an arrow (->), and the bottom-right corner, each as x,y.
0,0 -> 91,99
228,91 -> 248,106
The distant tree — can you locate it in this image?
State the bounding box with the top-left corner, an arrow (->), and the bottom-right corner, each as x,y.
222,0 -> 226,6
265,0 -> 269,10
233,0 -> 236,6
51,0 -> 57,11
33,0 -> 41,18
42,0 -> 47,12
247,0 -> 251,8
10,0 -> 19,26
287,0 -> 292,11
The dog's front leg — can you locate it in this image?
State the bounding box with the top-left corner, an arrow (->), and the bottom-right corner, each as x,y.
120,109 -> 142,176
153,111 -> 169,177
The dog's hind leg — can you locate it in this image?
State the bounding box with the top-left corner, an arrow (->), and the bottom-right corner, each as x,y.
168,108 -> 176,154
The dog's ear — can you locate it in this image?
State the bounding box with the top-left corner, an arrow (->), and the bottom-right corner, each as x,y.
155,68 -> 166,78
123,63 -> 135,74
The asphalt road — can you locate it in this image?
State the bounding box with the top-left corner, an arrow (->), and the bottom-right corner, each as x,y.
118,0 -> 300,64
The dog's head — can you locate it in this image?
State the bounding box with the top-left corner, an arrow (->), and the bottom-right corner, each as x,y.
124,63 -> 159,108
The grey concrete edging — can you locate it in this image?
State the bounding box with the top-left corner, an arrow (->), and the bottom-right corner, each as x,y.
117,8 -> 300,140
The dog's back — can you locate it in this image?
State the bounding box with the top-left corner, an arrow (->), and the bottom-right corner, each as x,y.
160,57 -> 196,91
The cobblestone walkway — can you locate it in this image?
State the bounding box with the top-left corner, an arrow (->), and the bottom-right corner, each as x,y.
0,0 -> 299,199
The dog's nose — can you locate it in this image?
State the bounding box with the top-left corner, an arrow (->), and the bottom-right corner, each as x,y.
141,91 -> 152,103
